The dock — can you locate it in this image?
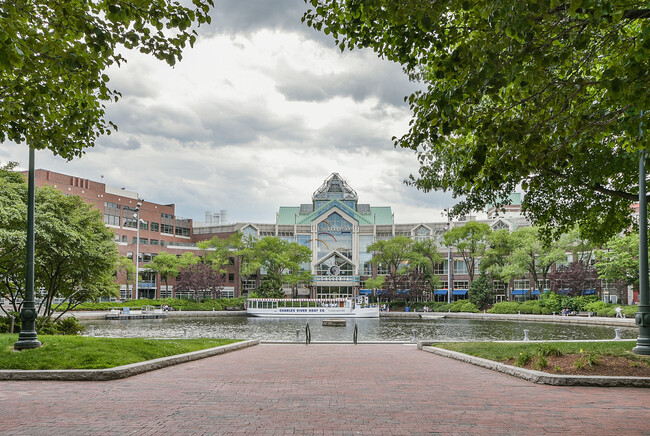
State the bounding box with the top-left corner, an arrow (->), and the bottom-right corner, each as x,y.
105,307 -> 168,320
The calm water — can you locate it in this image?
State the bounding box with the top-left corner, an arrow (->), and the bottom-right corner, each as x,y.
81,316 -> 637,342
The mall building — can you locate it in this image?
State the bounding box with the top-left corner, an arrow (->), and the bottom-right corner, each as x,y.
194,173 -> 531,300
36,169 -> 618,302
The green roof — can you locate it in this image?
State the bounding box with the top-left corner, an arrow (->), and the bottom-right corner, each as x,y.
276,201 -> 393,225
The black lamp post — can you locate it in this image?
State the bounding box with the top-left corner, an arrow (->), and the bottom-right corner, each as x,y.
634,111 -> 650,355
14,148 -> 42,350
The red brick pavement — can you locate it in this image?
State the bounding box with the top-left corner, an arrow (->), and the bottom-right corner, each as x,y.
1,344 -> 649,435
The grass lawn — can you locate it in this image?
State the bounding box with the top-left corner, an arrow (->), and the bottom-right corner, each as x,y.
433,341 -> 639,361
0,334 -> 241,370
432,341 -> 650,376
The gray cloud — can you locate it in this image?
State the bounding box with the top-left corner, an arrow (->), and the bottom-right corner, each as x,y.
272,58 -> 420,108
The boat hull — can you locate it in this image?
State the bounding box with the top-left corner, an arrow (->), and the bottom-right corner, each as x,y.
247,307 -> 379,318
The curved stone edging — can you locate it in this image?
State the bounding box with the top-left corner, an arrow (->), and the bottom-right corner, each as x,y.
0,339 -> 259,382
383,311 -> 635,327
418,343 -> 650,388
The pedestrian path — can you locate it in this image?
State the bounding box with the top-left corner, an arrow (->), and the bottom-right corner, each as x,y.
1,344 -> 648,435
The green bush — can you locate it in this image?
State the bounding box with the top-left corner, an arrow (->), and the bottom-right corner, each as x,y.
584,301 -> 610,313
597,308 -> 614,317
541,307 -> 553,315
56,316 -> 85,335
622,305 -> 639,318
450,299 -> 470,312
460,302 -> 480,313
518,300 -> 542,314
0,315 -> 84,335
488,302 -> 520,314
431,303 -> 452,312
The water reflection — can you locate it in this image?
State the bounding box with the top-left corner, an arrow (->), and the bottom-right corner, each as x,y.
81,316 -> 637,342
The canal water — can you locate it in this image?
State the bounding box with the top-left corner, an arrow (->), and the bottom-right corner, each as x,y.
81,316 -> 637,342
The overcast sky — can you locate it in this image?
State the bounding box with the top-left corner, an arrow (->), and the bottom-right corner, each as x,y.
1,0 -> 460,225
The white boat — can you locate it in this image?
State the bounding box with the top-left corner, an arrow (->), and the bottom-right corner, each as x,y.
246,297 -> 379,318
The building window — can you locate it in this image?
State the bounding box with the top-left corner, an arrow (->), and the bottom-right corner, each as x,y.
139,221 -> 148,231
453,280 -> 469,290
121,235 -> 127,242
433,261 -> 447,275
228,273 -> 235,282
150,239 -> 159,246
513,279 -> 530,290
376,263 -> 390,275
175,226 -> 190,237
105,201 -> 121,209
139,238 -> 148,245
123,217 -> 137,229
161,223 -> 173,234
453,259 -> 468,275
104,214 -> 120,226
161,213 -> 173,219
150,222 -> 160,232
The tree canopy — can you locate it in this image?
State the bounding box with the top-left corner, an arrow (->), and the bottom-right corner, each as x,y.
304,0 -> 650,243
238,236 -> 312,297
443,222 -> 491,283
0,168 -> 119,320
1,0 -> 214,158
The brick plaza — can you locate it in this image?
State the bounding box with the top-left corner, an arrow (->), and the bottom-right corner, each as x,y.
1,344 -> 649,435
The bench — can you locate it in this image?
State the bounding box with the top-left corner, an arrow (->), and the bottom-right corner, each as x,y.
575,311 -> 595,317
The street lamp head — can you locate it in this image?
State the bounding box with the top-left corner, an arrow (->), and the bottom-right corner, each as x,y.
137,202 -> 142,208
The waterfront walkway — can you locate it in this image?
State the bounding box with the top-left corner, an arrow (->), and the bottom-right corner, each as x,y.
1,344 -> 649,435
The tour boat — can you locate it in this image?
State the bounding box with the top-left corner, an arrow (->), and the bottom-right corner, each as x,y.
246,297 -> 379,318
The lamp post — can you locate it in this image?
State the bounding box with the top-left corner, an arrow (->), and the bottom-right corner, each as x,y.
444,208 -> 453,305
133,201 -> 142,300
14,148 -> 41,350
634,110 -> 650,354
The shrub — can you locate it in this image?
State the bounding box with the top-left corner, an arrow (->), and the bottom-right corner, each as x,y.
488,302 -> 520,314
596,308 -> 615,317
432,303 -> 452,312
56,316 -> 85,335
622,305 -> 639,318
584,301 -> 609,313
534,355 -> 548,370
541,307 -> 553,315
460,302 -> 480,313
515,351 -> 532,367
536,344 -> 563,357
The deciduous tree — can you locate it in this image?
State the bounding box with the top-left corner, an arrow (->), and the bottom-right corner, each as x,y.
304,0 -> 650,243
443,222 -> 491,284
0,170 -> 119,321
2,0 -> 214,157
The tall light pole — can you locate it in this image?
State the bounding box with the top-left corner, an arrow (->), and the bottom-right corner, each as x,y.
634,111 -> 650,355
14,148 -> 41,350
444,208 -> 452,305
134,201 -> 142,300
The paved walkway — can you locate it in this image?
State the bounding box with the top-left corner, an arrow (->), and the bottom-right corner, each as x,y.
1,344 -> 649,435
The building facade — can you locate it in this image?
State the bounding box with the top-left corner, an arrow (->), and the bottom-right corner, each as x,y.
31,169 -> 626,303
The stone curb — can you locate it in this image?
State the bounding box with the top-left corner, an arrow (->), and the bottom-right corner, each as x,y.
418,342 -> 650,388
383,311 -> 635,327
0,339 -> 259,382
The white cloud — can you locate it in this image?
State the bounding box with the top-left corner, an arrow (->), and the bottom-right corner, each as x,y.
1,2 -> 462,227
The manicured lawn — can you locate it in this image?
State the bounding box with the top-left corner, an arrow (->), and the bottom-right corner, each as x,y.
433,341 -> 642,361
0,335 -> 240,370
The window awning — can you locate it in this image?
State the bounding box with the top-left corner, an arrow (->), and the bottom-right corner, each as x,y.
530,289 -> 540,296
511,289 -> 528,295
434,289 -> 448,296
452,289 -> 468,296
